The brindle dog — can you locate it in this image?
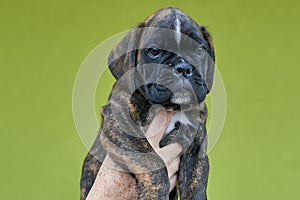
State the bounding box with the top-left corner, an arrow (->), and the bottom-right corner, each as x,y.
80,7 -> 215,200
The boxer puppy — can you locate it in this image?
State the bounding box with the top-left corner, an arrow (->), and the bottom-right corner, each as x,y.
80,7 -> 215,200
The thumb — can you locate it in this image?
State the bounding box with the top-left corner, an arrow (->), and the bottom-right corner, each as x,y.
146,110 -> 173,150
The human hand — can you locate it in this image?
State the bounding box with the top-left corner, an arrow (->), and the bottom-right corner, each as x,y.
86,110 -> 182,199
145,110 -> 182,192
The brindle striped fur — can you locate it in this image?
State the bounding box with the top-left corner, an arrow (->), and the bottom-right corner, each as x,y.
80,7 -> 214,200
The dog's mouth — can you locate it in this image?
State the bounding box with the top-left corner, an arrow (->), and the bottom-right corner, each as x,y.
170,85 -> 193,105
142,79 -> 197,112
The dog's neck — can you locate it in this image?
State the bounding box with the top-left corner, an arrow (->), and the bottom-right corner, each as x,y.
164,111 -> 191,136
129,90 -> 152,127
129,90 -> 199,134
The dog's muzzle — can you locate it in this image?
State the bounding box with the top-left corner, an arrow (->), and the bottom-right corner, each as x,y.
168,57 -> 193,78
143,56 -> 203,107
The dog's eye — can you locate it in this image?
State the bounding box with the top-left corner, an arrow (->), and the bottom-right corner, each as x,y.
198,46 -> 206,58
198,46 -> 204,53
147,47 -> 162,58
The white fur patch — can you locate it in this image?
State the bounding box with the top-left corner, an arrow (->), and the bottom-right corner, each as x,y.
164,111 -> 191,136
175,17 -> 181,45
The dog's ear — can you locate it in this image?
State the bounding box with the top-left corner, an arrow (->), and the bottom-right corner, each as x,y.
199,26 -> 215,93
108,23 -> 145,80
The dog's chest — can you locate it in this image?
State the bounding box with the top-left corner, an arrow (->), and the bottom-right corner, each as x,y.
164,111 -> 191,137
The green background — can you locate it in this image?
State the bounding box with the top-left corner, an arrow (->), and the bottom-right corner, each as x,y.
1,0 -> 299,199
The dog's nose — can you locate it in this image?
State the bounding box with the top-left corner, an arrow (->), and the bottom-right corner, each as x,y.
174,60 -> 193,78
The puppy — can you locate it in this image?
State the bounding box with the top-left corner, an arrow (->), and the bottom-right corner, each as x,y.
80,7 -> 215,200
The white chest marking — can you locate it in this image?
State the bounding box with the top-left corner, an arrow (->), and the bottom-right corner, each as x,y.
164,112 -> 191,136
175,17 -> 181,45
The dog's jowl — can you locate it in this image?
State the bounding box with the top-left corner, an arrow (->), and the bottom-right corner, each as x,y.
80,7 -> 215,200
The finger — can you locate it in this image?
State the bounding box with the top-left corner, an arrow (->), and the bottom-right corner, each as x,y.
166,157 -> 180,178
146,109 -> 167,138
157,143 -> 182,165
146,111 -> 173,149
169,174 -> 177,192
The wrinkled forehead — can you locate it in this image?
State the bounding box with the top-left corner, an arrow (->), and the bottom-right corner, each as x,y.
143,8 -> 201,33
139,10 -> 205,51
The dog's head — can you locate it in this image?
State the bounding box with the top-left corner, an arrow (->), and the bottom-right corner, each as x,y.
108,7 -> 215,110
